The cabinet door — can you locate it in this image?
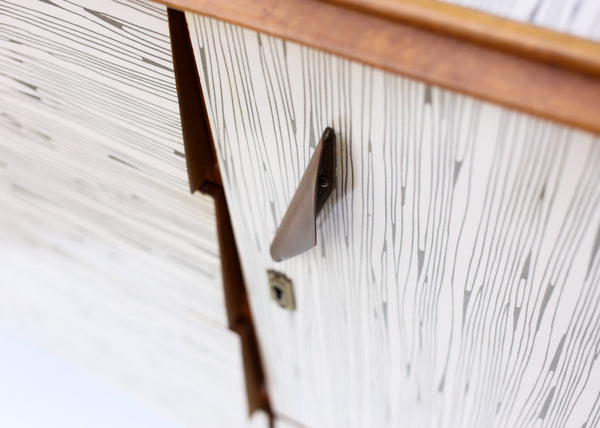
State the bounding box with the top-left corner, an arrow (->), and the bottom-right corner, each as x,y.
188,13 -> 600,427
0,1 -> 257,426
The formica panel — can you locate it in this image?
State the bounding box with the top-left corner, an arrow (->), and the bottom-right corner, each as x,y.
0,1 -> 256,426
188,13 -> 600,427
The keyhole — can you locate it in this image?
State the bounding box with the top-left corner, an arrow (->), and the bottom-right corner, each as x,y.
273,285 -> 284,303
267,269 -> 295,310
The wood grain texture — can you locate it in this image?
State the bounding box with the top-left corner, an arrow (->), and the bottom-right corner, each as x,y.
321,0 -> 600,75
188,14 -> 600,427
0,1 -> 258,426
156,0 -> 600,135
168,7 -> 220,191
169,7 -> 271,416
438,0 -> 600,42
206,181 -> 273,416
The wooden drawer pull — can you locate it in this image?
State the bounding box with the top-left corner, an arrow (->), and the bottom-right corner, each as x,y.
270,128 -> 336,262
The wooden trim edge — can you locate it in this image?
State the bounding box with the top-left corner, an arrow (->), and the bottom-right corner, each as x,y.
321,0 -> 600,78
206,181 -> 272,419
160,0 -> 600,135
168,9 -> 272,421
168,8 -> 220,192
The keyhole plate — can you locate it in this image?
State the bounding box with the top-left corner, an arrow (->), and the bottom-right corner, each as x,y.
267,270 -> 295,310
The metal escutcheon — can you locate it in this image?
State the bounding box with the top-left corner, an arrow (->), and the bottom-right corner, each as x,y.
268,270 -> 295,310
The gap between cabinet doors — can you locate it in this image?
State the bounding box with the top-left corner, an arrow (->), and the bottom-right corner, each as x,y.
168,7 -> 273,423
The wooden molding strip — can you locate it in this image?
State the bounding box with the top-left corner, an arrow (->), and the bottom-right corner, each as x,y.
322,0 -> 600,78
168,8 -> 220,192
168,9 -> 271,419
158,0 -> 600,135
206,181 -> 272,418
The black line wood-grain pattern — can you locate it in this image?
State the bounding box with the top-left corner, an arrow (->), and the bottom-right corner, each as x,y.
0,0 -> 222,317
188,13 -> 600,428
0,1 -> 261,426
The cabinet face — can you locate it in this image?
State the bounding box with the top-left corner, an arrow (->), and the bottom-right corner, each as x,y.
188,14 -> 600,427
0,1 -> 252,426
0,0 -> 226,327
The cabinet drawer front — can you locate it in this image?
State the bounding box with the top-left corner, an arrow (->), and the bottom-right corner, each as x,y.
0,1 -> 256,426
188,13 -> 600,427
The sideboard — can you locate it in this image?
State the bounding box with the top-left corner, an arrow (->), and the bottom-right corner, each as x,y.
1,0 -> 600,426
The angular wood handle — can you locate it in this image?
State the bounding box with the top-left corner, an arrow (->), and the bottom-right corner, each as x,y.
270,128 -> 336,262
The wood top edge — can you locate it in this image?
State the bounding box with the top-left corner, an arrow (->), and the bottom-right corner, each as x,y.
320,0 -> 600,77
155,0 -> 600,135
